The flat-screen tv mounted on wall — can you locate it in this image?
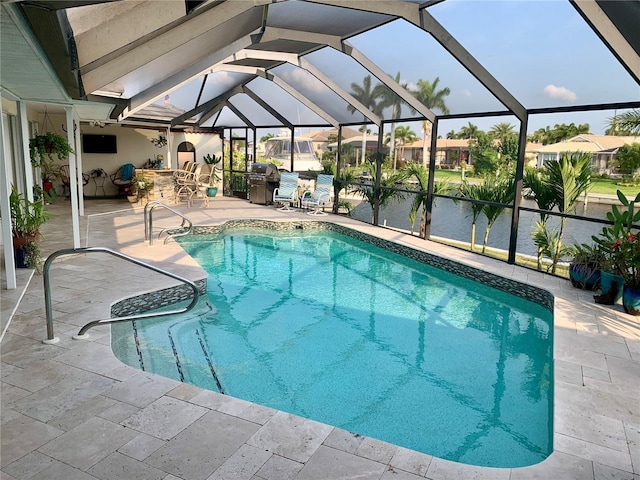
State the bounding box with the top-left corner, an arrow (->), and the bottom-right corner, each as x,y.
82,134 -> 117,154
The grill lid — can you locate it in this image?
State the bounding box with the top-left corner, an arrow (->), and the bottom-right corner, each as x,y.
250,163 -> 280,181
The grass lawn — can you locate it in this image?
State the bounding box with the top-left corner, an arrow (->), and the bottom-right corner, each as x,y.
433,169 -> 640,197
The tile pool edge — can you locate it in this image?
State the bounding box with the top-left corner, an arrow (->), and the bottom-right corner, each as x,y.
186,219 -> 554,312
111,279 -> 207,317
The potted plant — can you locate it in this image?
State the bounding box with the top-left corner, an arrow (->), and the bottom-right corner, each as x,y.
91,168 -> 107,178
39,158 -> 60,194
611,232 -> 640,314
129,173 -> 152,203
592,190 -> 640,314
203,153 -> 222,165
29,132 -> 74,167
568,243 -> 603,290
5,185 -> 50,271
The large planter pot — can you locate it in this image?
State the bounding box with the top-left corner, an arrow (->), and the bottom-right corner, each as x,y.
622,285 -> 640,316
569,264 -> 600,290
207,186 -> 218,197
42,181 -> 54,193
594,270 -> 624,305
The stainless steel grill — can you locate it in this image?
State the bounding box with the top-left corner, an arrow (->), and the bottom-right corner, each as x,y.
248,163 -> 280,205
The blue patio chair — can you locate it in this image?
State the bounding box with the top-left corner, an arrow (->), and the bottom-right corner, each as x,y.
110,163 -> 135,197
301,174 -> 333,216
273,172 -> 299,211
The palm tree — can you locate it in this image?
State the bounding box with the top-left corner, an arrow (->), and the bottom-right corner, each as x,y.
479,175 -> 515,254
348,75 -> 380,166
411,77 -> 450,166
523,167 -> 558,270
608,109 -> 640,135
352,163 -> 407,223
389,125 -> 417,166
446,129 -> 457,139
544,152 -> 593,273
375,72 -> 407,167
458,180 -> 489,252
489,122 -> 515,140
458,122 -> 481,140
405,163 -> 449,235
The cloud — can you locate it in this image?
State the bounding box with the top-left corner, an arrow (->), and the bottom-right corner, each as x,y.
280,69 -> 325,94
461,89 -> 471,97
543,84 -> 577,102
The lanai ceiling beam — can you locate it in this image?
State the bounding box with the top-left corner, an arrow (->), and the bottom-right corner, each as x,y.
226,101 -> 255,129
341,42 -> 436,123
81,1 -> 268,93
259,27 -> 343,51
261,71 -> 339,127
570,0 -> 640,84
235,49 -> 381,125
172,84 -> 246,126
305,0 -> 420,24
120,33 -> 259,121
242,86 -> 294,129
198,101 -> 226,127
417,10 -> 527,120
296,57 -> 381,125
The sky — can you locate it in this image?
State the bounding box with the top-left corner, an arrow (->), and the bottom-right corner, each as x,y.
166,0 -> 639,139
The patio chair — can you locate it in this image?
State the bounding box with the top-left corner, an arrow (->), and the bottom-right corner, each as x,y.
59,165 -> 89,199
301,174 -> 333,216
273,172 -> 299,211
110,163 -> 135,197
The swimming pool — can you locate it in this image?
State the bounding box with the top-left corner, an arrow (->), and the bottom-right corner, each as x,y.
112,221 -> 553,468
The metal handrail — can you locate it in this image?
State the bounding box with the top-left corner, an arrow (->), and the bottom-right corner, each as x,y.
144,201 -> 193,245
42,246 -> 200,344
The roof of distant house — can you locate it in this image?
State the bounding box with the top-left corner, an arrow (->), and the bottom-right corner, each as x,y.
533,135 -> 640,153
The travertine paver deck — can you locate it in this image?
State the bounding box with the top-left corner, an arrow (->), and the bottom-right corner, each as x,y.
1,196 -> 639,480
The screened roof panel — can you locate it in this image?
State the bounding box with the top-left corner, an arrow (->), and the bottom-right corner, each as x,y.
208,107 -> 246,129
270,63 -> 362,124
265,1 -> 393,37
227,93 -> 284,127
348,19 -> 506,116
247,40 -> 324,55
428,0 -> 640,109
199,72 -> 255,106
246,76 -> 330,126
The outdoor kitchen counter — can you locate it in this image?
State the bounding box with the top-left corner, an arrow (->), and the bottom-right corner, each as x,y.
138,169 -> 177,204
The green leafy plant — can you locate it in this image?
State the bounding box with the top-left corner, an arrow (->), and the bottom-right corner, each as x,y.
8,185 -> 50,238
3,186 -> 50,271
203,153 -> 222,165
39,158 -> 60,182
29,132 -> 74,167
568,243 -> 605,289
592,190 -> 640,288
131,173 -> 152,195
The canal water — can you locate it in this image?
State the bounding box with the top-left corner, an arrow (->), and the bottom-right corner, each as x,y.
351,197 -> 617,258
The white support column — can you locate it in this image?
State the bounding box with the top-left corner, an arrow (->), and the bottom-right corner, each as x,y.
66,107 -> 80,248
74,115 -> 85,217
17,101 -> 34,203
0,108 -> 17,290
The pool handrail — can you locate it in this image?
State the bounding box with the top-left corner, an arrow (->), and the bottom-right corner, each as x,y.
143,201 -> 193,245
42,246 -> 200,344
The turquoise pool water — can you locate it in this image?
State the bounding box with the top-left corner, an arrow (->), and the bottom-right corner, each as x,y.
112,227 -> 553,468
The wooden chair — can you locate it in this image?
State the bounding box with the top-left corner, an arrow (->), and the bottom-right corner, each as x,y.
59,165 -> 89,199
110,163 -> 135,197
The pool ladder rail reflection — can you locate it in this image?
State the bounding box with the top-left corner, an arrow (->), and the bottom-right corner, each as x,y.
42,247 -> 200,344
144,200 -> 193,246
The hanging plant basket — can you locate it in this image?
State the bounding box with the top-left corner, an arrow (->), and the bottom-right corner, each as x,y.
29,132 -> 74,167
